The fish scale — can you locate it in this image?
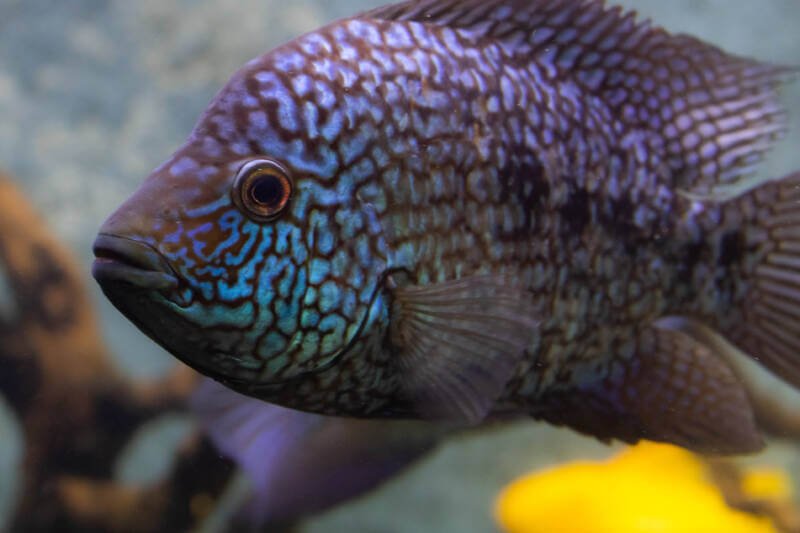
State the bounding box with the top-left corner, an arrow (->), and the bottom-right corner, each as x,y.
94,0 -> 800,454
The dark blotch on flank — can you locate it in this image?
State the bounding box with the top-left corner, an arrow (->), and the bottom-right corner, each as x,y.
676,239 -> 707,284
499,157 -> 549,233
560,188 -> 591,236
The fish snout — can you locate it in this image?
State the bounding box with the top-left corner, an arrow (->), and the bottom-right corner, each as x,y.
92,233 -> 178,291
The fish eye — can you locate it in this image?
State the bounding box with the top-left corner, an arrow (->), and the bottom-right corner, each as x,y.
233,159 -> 293,222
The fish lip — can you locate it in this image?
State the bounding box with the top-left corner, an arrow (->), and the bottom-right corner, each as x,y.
92,233 -> 179,291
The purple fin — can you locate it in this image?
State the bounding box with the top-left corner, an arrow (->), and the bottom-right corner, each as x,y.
190,379 -> 442,524
664,317 -> 800,441
720,172 -> 800,390
365,0 -> 792,197
391,274 -> 539,423
535,324 -> 762,455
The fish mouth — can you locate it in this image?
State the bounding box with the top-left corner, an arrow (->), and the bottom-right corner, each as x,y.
92,233 -> 179,291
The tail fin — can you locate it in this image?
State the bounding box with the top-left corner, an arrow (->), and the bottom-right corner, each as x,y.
720,172 -> 800,388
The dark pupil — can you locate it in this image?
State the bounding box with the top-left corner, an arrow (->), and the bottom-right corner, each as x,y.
250,175 -> 283,207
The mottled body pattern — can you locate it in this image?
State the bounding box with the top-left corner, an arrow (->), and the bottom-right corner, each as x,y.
95,0 -> 800,453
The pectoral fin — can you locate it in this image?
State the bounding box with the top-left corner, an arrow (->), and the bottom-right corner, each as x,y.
537,324 -> 762,455
390,274 -> 539,424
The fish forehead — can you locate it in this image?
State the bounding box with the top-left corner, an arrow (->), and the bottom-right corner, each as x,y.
182,15 -> 568,249
188,16 -> 506,173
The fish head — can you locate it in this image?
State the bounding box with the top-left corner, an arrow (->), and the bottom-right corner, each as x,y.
92,55 -> 392,398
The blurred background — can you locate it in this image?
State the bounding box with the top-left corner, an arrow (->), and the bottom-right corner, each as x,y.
0,0 -> 799,531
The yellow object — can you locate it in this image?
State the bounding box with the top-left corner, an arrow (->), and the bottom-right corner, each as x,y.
495,442 -> 779,533
741,468 -> 793,501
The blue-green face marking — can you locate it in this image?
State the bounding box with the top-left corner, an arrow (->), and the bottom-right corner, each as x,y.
92,77 -> 393,396
90,11 -> 431,401
92,11 -> 481,410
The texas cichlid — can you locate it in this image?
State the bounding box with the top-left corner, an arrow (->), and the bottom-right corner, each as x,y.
93,0 -> 800,454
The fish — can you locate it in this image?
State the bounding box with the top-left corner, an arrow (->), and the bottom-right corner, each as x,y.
92,0 -> 800,455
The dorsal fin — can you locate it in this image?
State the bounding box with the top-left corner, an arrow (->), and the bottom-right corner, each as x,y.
363,0 -> 793,199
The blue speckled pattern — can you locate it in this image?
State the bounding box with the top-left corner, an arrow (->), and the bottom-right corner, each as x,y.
94,0 -> 799,452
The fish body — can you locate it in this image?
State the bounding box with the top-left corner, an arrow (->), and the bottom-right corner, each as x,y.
94,0 -> 799,453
